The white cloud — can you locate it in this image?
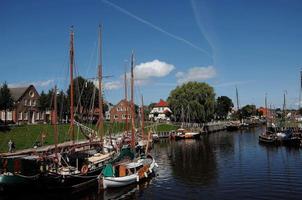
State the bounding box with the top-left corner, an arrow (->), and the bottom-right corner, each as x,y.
104,81 -> 123,90
93,80 -> 123,91
133,59 -> 174,80
176,66 -> 216,84
8,79 -> 55,88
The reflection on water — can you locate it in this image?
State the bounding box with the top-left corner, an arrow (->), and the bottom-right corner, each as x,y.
4,127 -> 302,199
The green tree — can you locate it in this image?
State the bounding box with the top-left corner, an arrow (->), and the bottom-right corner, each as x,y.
167,82 -> 215,123
57,90 -> 68,123
0,82 -> 14,124
215,96 -> 234,119
240,104 -> 257,118
38,91 -> 51,111
67,76 -> 99,119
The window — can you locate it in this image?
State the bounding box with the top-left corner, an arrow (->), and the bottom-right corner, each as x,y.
33,100 -> 36,106
114,115 -> 118,119
24,112 -> 28,120
24,100 -> 27,106
122,114 -> 126,119
41,112 -> 44,120
29,91 -> 35,97
7,112 -> 12,120
19,112 -> 22,120
29,100 -> 32,106
36,112 -> 39,120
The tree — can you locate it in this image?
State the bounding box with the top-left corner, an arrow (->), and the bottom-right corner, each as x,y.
215,96 -> 234,119
0,82 -> 14,124
240,104 -> 257,118
167,82 -> 215,123
57,90 -> 68,123
67,76 -> 99,120
38,91 -> 51,112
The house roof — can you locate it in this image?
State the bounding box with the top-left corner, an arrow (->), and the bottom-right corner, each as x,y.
9,86 -> 30,101
155,99 -> 168,107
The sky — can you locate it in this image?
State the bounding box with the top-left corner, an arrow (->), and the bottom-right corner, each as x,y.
1,0 -> 302,109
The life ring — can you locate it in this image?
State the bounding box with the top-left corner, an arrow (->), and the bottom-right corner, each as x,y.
53,157 -> 59,164
81,165 -> 89,174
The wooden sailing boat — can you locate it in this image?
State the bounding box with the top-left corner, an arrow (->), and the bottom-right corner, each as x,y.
98,52 -> 158,189
174,105 -> 201,140
259,93 -> 278,144
38,25 -> 116,192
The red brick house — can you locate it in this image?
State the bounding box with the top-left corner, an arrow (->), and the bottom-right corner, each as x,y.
109,99 -> 131,123
0,85 -> 45,124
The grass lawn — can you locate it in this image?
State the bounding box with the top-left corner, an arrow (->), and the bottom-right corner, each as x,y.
0,122 -> 177,153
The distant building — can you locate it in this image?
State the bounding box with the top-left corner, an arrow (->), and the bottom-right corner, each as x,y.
105,104 -> 113,121
149,99 -> 172,121
257,107 -> 268,117
0,85 -> 45,124
109,99 -> 131,123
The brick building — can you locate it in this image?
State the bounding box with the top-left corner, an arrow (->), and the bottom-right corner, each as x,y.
0,85 -> 45,124
109,99 -> 131,123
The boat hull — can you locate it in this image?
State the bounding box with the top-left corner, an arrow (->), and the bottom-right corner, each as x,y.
175,132 -> 201,140
102,156 -> 157,189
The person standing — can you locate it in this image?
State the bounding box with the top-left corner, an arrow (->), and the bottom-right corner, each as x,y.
8,139 -> 12,153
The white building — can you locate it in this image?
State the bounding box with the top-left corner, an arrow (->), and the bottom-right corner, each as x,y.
149,99 -> 172,121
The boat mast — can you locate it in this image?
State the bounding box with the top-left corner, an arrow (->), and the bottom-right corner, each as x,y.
141,95 -> 145,140
130,52 -> 136,149
236,86 -> 240,111
265,93 -> 267,131
69,26 -> 75,143
299,70 -> 302,109
53,86 -> 58,158
98,25 -> 104,142
124,63 -> 128,134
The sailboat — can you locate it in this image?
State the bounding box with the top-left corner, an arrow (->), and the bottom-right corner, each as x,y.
174,106 -> 201,140
258,93 -> 278,144
40,27 -> 115,191
97,52 -> 158,189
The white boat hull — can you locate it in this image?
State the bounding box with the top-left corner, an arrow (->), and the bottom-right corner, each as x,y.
102,157 -> 157,189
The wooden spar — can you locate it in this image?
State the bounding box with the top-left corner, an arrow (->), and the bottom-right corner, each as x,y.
53,86 -> 58,158
69,26 -> 75,143
265,93 -> 267,131
236,86 -> 240,111
124,64 -> 128,134
145,130 -> 151,155
98,25 -> 104,142
130,52 -> 136,149
141,95 -> 145,140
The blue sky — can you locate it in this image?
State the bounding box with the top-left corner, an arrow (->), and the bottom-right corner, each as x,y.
1,0 -> 302,108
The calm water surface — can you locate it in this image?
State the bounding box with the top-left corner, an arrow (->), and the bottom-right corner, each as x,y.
11,127 -> 302,199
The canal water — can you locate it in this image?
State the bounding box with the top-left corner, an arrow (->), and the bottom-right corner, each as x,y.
9,126 -> 302,199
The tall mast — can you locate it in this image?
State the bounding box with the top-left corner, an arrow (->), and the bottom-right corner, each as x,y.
53,86 -> 58,158
299,70 -> 302,109
141,95 -> 145,140
265,93 -> 267,130
130,52 -> 136,149
124,62 -> 128,134
236,86 -> 240,110
98,25 -> 104,141
69,26 -> 75,143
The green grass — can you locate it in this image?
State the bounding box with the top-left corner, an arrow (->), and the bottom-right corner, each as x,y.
0,122 -> 178,153
151,123 -> 179,132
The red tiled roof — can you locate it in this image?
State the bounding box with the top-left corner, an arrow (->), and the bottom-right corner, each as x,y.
155,99 -> 168,107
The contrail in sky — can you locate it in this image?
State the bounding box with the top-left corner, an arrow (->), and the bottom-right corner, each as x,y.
101,0 -> 212,58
